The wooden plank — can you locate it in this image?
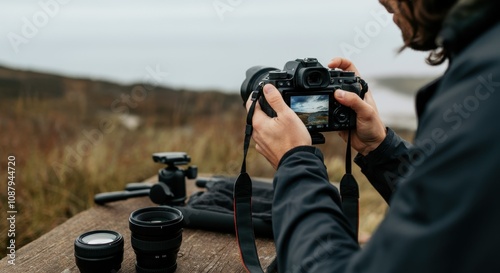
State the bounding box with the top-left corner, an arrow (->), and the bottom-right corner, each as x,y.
0,178 -> 275,272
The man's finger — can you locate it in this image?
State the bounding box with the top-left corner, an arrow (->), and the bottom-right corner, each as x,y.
328,57 -> 360,75
263,84 -> 290,114
334,89 -> 373,118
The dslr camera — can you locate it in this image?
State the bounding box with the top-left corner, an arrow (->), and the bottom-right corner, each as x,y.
241,58 -> 368,144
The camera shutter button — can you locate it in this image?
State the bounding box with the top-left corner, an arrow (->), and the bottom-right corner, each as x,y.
340,71 -> 356,77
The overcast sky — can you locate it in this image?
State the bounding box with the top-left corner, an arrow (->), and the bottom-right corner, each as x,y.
0,0 -> 446,93
291,95 -> 329,113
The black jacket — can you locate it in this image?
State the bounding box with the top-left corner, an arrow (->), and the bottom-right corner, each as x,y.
272,1 -> 500,272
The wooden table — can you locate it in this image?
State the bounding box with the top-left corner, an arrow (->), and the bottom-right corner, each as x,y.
0,177 -> 275,273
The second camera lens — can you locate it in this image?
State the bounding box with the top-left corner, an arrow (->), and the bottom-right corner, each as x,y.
129,206 -> 184,273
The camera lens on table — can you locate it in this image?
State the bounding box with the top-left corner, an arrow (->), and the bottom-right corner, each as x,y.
129,206 -> 184,273
74,230 -> 124,273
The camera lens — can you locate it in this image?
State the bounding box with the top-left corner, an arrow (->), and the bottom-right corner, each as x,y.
129,206 -> 184,273
240,66 -> 278,102
74,230 -> 124,273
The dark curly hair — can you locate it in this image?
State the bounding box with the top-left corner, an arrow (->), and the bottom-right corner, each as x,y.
399,0 -> 458,65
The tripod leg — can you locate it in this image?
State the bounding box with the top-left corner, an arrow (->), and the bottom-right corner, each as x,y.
94,189 -> 150,205
125,182 -> 153,191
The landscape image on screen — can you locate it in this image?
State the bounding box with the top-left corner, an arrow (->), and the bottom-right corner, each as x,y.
290,95 -> 329,127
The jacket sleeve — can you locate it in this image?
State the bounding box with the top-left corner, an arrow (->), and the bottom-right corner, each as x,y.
273,111 -> 500,273
354,128 -> 413,204
272,146 -> 360,272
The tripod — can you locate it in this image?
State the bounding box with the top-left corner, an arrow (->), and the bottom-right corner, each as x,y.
94,152 -> 197,206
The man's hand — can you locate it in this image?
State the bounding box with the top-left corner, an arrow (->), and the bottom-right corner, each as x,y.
329,57 -> 387,156
246,84 -> 312,169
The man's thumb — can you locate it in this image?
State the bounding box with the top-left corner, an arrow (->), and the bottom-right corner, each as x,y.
335,89 -> 369,115
263,84 -> 289,114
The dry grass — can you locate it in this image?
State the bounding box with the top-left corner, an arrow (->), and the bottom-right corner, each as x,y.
0,78 -> 414,258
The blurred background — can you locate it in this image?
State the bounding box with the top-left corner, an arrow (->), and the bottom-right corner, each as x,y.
0,0 -> 444,256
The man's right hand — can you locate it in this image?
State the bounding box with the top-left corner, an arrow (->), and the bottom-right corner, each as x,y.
329,57 -> 387,156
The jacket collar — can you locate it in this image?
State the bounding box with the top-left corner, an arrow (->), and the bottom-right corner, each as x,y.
416,1 -> 499,120
436,0 -> 500,57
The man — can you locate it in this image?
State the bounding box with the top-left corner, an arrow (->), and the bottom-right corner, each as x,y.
247,0 -> 500,272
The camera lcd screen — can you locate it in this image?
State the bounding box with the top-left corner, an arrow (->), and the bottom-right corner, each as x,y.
290,94 -> 330,130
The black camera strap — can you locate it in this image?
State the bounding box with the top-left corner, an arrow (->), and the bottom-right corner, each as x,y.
233,89 -> 359,273
339,129 -> 359,237
234,90 -> 269,273
340,78 -> 368,236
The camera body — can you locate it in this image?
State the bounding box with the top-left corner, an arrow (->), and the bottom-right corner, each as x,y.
241,58 -> 367,136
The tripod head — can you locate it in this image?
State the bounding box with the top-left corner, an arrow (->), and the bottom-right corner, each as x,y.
150,152 -> 197,205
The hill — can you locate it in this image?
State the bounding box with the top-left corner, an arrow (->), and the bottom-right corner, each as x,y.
374,75 -> 438,95
0,65 -> 243,126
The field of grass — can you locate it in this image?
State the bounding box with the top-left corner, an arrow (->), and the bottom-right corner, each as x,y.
0,67 -> 414,258
296,111 -> 329,126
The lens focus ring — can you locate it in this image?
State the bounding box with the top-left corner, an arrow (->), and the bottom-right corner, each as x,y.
131,233 -> 182,252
